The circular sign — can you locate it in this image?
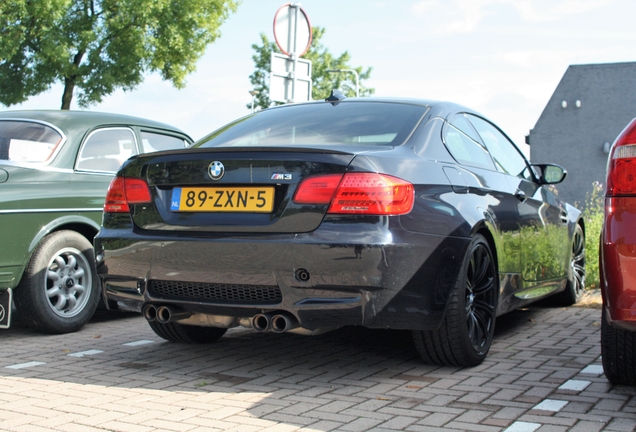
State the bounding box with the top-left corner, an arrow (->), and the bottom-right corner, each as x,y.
273,3 -> 312,57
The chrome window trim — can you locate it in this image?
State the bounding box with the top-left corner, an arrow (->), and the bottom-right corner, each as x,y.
74,126 -> 138,173
0,208 -> 102,214
0,118 -> 67,166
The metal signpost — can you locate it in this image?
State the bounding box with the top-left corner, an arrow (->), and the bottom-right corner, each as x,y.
270,3 -> 312,103
270,53 -> 312,103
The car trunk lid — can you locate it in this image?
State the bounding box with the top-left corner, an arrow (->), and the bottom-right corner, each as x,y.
126,147 -> 359,233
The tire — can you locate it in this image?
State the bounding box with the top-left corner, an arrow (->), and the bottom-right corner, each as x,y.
551,223 -> 586,306
14,230 -> 100,334
412,234 -> 498,367
148,320 -> 227,343
601,309 -> 636,386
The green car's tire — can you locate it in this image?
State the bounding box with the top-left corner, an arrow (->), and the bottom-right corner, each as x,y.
15,230 -> 100,334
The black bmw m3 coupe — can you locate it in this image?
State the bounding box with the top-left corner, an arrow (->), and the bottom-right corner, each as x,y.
95,96 -> 585,366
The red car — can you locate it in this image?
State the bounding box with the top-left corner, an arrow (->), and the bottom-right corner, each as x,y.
601,117 -> 636,385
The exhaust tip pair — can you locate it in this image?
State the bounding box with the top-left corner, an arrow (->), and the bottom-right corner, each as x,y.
143,304 -> 190,324
142,305 -> 298,333
252,312 -> 298,333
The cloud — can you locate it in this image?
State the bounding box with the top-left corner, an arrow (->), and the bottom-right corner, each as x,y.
412,0 -> 497,34
412,0 -> 437,14
509,0 -> 612,22
412,0 -> 611,34
499,51 -> 532,67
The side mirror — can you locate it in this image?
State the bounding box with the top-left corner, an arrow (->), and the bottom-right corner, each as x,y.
531,164 -> 567,185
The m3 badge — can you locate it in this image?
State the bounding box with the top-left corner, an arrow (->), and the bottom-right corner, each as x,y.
271,173 -> 292,180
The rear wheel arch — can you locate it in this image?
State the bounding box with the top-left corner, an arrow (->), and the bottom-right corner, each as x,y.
51,222 -> 99,246
470,221 -> 500,277
28,217 -> 100,256
476,226 -> 498,272
577,218 -> 586,237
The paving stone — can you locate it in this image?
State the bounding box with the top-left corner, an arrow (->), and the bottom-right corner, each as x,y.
340,416 -> 386,431
568,420 -> 607,432
482,417 -> 512,427
417,412 -> 458,427
1,305 -> 633,432
605,417 -> 636,431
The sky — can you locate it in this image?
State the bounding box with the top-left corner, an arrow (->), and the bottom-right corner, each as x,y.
5,0 -> 636,155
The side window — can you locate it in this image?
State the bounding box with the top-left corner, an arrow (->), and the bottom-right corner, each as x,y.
467,115 -> 529,178
76,128 -> 137,173
0,120 -> 63,163
443,115 -> 495,170
140,131 -> 189,153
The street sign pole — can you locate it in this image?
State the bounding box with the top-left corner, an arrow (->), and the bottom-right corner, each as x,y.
269,54 -> 311,104
291,4 -> 298,102
272,3 -> 312,104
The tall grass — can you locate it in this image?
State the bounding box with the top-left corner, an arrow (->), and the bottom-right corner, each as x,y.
581,181 -> 604,289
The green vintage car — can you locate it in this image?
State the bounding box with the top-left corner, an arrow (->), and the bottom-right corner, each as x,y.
0,110 -> 192,334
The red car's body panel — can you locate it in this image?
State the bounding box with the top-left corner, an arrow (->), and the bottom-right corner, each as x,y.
600,117 -> 636,385
602,197 -> 636,328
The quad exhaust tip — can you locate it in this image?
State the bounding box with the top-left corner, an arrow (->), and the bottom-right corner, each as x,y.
271,314 -> 297,333
143,304 -> 157,322
143,304 -> 191,324
252,313 -> 273,332
144,305 -> 299,333
252,312 -> 299,333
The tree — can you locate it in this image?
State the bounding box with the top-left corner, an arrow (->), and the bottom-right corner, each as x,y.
0,0 -> 238,109
248,27 -> 374,111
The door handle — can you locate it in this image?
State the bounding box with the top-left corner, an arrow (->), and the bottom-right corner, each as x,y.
514,190 -> 527,202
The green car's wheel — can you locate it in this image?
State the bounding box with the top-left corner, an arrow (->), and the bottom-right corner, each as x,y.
413,234 -> 498,366
15,230 -> 100,334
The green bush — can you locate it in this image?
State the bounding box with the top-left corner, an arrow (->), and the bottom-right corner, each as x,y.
581,181 -> 604,289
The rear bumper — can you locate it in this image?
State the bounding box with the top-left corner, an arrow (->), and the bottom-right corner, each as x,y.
95,219 -> 470,331
0,265 -> 23,290
601,197 -> 636,331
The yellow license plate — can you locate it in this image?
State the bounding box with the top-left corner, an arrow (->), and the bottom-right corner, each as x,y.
171,187 -> 274,212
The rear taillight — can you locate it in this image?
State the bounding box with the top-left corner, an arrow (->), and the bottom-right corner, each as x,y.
104,177 -> 152,213
607,118 -> 636,197
292,174 -> 344,204
293,173 -> 414,215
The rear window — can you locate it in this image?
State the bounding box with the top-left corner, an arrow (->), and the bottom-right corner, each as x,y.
0,120 -> 63,163
196,101 -> 428,148
140,131 -> 189,152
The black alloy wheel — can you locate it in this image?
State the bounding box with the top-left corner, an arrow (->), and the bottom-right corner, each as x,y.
552,223 -> 586,306
413,234 -> 498,366
464,239 -> 498,354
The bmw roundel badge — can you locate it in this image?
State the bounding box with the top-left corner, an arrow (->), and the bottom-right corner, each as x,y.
208,161 -> 225,180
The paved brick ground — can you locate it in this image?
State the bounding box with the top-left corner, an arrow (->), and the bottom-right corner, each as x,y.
0,303 -> 634,432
